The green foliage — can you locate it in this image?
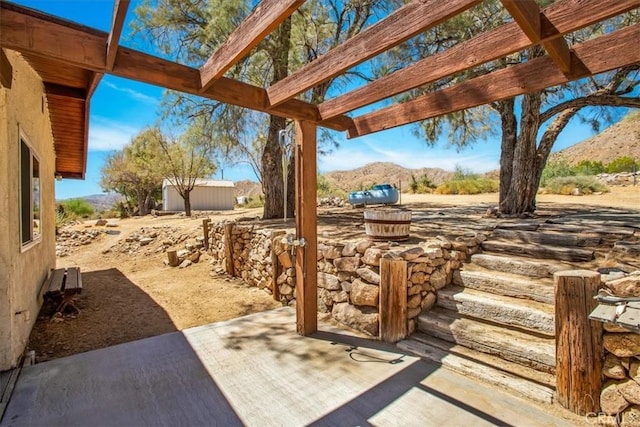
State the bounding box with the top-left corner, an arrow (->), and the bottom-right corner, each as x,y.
452,165 -> 479,181
409,174 -> 437,194
606,156 -> 639,173
244,195 -> 265,208
543,176 -> 609,195
54,210 -> 72,234
317,174 -> 346,198
541,160 -> 576,186
60,199 -> 94,218
435,178 -> 499,195
574,160 -> 605,176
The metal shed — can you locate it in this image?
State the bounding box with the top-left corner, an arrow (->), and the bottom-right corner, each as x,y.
162,179 -> 235,211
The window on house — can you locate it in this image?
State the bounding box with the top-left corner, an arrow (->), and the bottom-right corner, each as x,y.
20,133 -> 41,246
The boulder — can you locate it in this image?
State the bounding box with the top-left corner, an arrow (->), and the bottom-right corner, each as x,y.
342,242 -> 358,257
317,288 -> 334,313
401,247 -> 424,261
407,294 -> 422,309
620,379 -> 640,405
356,240 -> 374,254
621,405 -> 640,427
317,272 -> 341,291
430,269 -> 448,290
601,381 -> 630,415
95,219 -> 108,226
356,267 -> 380,285
334,256 -> 360,273
605,273 -> 640,298
604,354 -> 628,380
604,334 -> 640,358
362,248 -> 383,266
179,259 -> 192,268
331,303 -> 378,336
421,292 -> 437,311
188,251 -> 201,263
323,245 -> 344,260
630,361 -> 640,383
350,279 -> 379,307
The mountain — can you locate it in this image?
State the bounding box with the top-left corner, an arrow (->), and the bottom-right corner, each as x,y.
58,193 -> 123,212
550,111 -> 640,165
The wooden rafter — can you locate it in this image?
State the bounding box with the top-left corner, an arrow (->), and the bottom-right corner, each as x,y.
0,2 -> 353,132
501,0 -> 572,75
199,0 -> 305,92
106,0 -> 130,70
348,24 -> 640,138
318,0 -> 638,120
87,72 -> 103,99
266,0 -> 483,107
0,48 -> 12,88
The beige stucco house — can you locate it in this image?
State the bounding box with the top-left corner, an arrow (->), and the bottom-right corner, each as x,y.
0,49 -> 88,371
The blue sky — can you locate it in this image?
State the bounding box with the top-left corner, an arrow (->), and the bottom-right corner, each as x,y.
12,0 -> 622,199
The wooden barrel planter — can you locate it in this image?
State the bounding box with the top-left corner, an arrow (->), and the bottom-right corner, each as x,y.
364,209 -> 412,241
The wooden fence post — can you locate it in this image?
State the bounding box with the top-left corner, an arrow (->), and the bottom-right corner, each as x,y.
202,219 -> 210,250
224,223 -> 235,276
554,270 -> 603,415
380,257 -> 407,342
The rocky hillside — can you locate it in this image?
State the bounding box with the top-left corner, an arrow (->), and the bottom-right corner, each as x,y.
323,162 -> 454,192
550,111 -> 640,165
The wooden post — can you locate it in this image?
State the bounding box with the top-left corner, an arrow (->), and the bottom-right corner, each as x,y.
167,250 -> 179,267
224,223 -> 235,276
271,231 -> 286,302
294,120 -> 317,335
202,218 -> 210,250
380,257 -> 407,342
554,270 -> 603,415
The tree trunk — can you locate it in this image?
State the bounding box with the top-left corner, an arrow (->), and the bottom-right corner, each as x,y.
262,17 -> 292,219
497,99 -> 516,208
184,189 -> 192,217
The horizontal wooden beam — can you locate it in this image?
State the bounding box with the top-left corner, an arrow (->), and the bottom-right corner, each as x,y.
502,0 -> 571,74
0,48 -> 12,88
267,0 -> 482,107
0,2 -> 352,132
348,24 -> 640,138
106,0 -> 130,71
199,0 -> 305,92
319,0 -> 638,120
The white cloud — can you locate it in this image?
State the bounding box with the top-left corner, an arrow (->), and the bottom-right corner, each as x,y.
88,118 -> 140,151
102,81 -> 159,105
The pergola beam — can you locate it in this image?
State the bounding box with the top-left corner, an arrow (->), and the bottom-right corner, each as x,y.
0,2 -> 353,132
348,24 -> 640,138
106,0 -> 130,71
199,0 -> 305,92
319,0 -> 637,120
0,49 -> 12,88
266,0 -> 482,107
501,0 -> 571,74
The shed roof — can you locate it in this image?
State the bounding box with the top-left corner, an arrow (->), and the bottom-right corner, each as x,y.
162,179 -> 235,189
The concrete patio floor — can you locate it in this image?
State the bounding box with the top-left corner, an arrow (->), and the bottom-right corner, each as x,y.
1,307 -> 577,427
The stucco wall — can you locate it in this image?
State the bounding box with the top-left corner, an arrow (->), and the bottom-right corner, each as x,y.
0,51 -> 56,370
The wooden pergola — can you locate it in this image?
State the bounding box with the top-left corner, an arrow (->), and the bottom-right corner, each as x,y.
1,0 -> 638,335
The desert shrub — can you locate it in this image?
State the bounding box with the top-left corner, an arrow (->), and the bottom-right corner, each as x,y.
543,176 -> 609,195
605,156 -> 639,173
409,174 -> 437,194
452,165 -> 479,181
574,160 -> 605,176
435,178 -> 499,195
244,195 -> 265,208
54,210 -> 72,234
60,198 -> 94,218
541,160 -> 575,186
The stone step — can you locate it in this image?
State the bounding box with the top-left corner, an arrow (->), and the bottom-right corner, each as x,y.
491,228 -> 601,247
417,307 -> 556,373
397,333 -> 555,404
539,221 -> 636,238
469,253 -> 576,279
481,240 -> 594,262
437,286 -> 554,336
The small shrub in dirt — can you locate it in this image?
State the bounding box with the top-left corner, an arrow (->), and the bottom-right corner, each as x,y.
409,174 -> 437,194
541,160 -> 575,186
543,176 -> 609,195
60,198 -> 94,219
245,196 -> 265,208
435,178 -> 499,195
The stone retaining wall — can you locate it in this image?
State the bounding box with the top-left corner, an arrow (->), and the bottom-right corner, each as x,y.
207,221 -> 486,338
599,272 -> 640,426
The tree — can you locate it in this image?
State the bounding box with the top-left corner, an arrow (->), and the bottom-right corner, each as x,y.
158,119 -> 217,216
384,1 -> 640,215
133,0 -> 396,218
100,128 -> 165,216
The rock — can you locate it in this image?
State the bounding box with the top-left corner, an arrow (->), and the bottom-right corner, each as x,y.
188,252 -> 201,263
407,307 -> 422,319
621,405 -> 640,427
362,248 -> 383,266
356,240 -> 374,254
95,219 -> 108,226
331,303 -> 378,336
400,247 -> 424,261
601,381 -> 630,415
350,279 -> 379,307
620,379 -> 640,405
630,361 -> 640,382
408,285 -> 422,296
604,334 -> 640,358
317,288 -> 334,313
317,272 -> 341,291
605,274 -> 640,298
323,245 -> 343,260
410,271 -> 427,285
139,237 -> 154,246
605,323 -> 634,333
333,290 -> 349,303
356,267 -> 380,285
342,242 -> 358,257
106,222 -> 118,227
604,354 -> 628,380
177,249 -> 189,258
421,292 -> 437,311
407,294 -> 422,309
179,259 -> 192,268
334,256 -> 360,273
279,284 -> 293,296
430,269 -> 447,290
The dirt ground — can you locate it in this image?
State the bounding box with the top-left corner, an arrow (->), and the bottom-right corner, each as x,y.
27,187 -> 639,362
